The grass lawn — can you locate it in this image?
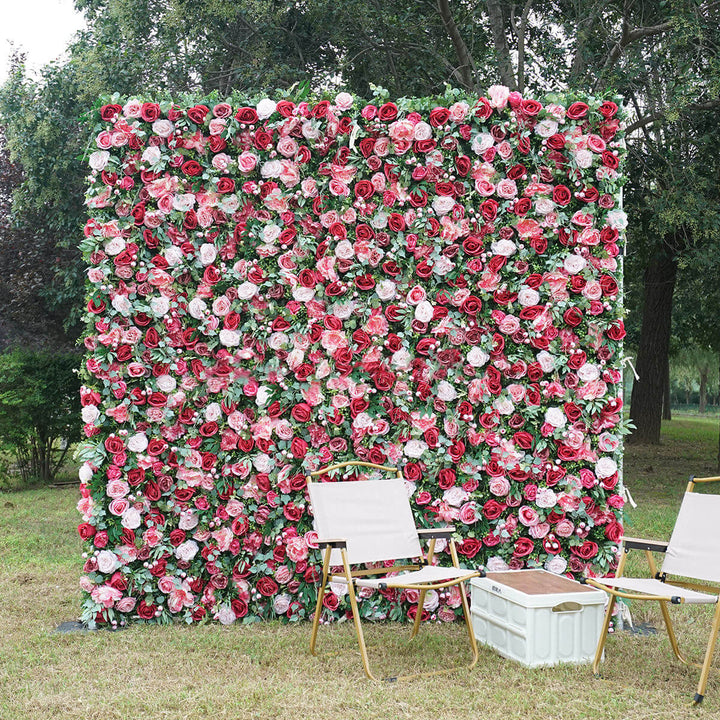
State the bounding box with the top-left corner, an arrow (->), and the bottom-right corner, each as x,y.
1,415 -> 719,719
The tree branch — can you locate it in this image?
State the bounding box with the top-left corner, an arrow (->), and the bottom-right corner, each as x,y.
436,0 -> 477,90
625,99 -> 720,135
486,0 -> 517,90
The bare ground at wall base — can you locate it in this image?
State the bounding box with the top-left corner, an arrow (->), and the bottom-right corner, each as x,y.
1,414 -> 719,720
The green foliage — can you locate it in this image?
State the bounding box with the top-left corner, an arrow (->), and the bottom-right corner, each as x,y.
0,349 -> 81,484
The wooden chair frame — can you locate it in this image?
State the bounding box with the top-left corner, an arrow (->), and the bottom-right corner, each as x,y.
587,475 -> 720,705
306,461 -> 482,681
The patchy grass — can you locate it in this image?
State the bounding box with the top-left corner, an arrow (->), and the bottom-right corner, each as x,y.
1,417 -> 720,719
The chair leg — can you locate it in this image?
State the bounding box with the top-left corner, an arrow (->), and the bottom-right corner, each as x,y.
657,599 -> 692,665
459,580 -> 479,669
693,601 -> 720,705
310,548 -> 331,657
341,549 -> 378,681
593,592 -> 617,675
410,589 -> 428,640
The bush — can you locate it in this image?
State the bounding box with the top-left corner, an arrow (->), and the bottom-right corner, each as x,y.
0,348 -> 80,484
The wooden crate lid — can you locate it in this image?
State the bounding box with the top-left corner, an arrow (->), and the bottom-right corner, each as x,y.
485,569 -> 598,595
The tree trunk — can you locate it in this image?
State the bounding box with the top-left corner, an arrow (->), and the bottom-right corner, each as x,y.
699,366 -> 708,414
662,352 -> 672,420
486,0 -> 517,89
629,251 -> 678,444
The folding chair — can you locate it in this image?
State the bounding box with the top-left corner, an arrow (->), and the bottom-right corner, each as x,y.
306,461 -> 482,680
586,475 -> 720,704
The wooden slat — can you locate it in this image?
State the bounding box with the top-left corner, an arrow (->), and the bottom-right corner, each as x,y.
486,569 -> 598,595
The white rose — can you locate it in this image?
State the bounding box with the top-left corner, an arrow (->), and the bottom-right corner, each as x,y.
173,194 -> 196,212
544,407 -> 566,428
404,439 -> 428,458
606,209 -> 628,230
103,237 -> 125,256
81,405 -> 100,424
535,119 -> 558,137
518,286 -> 540,306
545,556 -> 568,575
204,402 -> 222,422
256,98 -> 277,119
178,510 -> 199,531
414,300 -> 434,323
175,540 -> 199,562
96,550 -> 120,574
156,374 -> 177,393
471,133 -> 494,154
375,280 -> 396,301
199,243 -> 217,266
564,254 -> 587,274
121,507 -> 142,530
164,246 -> 184,266
535,197 -> 555,215
432,195 -> 455,216
263,223 -> 281,243
261,159 -> 282,178
141,146 -> 162,165
486,556 -> 510,572
536,351 -> 556,372
127,432 -> 148,453
151,119 -> 174,137
413,121 -> 433,141
111,294 -> 131,315
89,150 -> 110,171
216,604 -> 237,625
391,348 -> 412,370
219,329 -> 240,346
595,457 -> 618,478
490,239 -> 517,257
237,281 -> 258,300
493,396 -> 514,415
292,286 -> 315,302
437,381 -> 457,402
253,453 -> 274,473
443,487 -> 469,507
466,347 -> 489,367
577,363 -> 600,382
150,296 -> 170,316
536,488 -> 557,508
334,92 -> 354,110
78,463 -> 94,482
188,298 -> 207,319
255,386 -> 272,407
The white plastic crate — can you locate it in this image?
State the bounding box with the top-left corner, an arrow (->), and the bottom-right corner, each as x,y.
470,569 -> 606,667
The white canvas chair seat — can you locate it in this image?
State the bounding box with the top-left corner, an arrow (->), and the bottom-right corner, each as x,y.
343,565 -> 479,589
594,576 -> 718,604
306,461 -> 482,681
587,476 -> 720,705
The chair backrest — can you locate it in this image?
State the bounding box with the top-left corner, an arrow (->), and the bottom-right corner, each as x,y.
308,477 -> 423,566
662,491 -> 720,583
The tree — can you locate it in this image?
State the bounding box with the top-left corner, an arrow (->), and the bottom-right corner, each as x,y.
2,0 -> 720,447
0,349 -> 81,483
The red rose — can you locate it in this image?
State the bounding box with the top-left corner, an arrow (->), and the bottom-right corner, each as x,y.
216,177 -> 235,194
99,104 -> 122,121
513,537 -> 534,557
429,106 -> 451,127
187,104 -> 209,124
377,102 -> 398,121
606,320 -> 626,340
455,155 -> 471,176
552,184 -> 572,206
522,99 -> 542,116
256,577 -> 279,596
438,468 -> 456,489
566,101 -> 589,119
78,523 -> 96,540
354,180 -> 374,199
482,499 -> 505,520
140,103 -> 161,122
235,106 -> 259,124
291,403 -> 312,423
457,538 -> 482,558
563,306 -> 584,327
599,100 -> 618,118
181,160 -> 203,177
137,600 -> 157,619
571,540 -> 599,559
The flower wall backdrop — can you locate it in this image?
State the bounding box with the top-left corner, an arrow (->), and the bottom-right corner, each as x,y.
78,87 -> 628,628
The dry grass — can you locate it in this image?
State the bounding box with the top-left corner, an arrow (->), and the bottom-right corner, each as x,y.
1,414 -> 719,719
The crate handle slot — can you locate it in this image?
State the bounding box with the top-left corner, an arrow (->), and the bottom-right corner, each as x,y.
551,601 -> 582,613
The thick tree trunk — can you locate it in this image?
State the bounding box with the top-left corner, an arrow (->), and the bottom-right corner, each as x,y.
486,0 -> 518,89
629,251 -> 678,444
699,367 -> 708,414
662,352 -> 672,420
